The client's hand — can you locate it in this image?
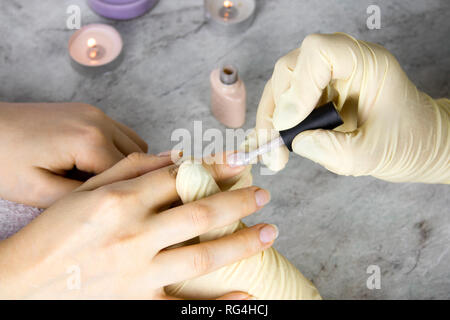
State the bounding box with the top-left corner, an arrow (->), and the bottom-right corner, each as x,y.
0,153 -> 274,299
0,102 -> 148,207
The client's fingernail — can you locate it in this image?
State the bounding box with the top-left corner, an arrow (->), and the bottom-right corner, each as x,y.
259,224 -> 279,243
157,150 -> 171,157
225,151 -> 242,167
255,189 -> 270,207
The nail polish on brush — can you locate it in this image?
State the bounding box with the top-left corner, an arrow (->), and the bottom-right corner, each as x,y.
210,64 -> 246,128
227,102 -> 344,167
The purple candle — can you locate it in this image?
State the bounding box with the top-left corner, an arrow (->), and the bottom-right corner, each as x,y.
88,0 -> 159,20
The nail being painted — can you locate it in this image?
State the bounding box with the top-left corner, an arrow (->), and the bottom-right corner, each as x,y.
227,136 -> 284,167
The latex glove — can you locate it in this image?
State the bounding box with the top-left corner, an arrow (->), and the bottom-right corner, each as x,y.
256,33 -> 449,183
166,158 -> 321,300
0,153 -> 274,299
0,102 -> 148,207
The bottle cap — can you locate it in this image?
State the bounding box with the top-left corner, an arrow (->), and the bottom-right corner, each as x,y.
220,65 -> 238,85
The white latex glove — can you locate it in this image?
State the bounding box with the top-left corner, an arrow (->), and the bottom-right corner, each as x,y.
256,33 -> 449,183
166,158 -> 321,300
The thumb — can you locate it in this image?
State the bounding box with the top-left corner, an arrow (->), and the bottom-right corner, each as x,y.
273,33 -> 360,131
292,129 -> 361,176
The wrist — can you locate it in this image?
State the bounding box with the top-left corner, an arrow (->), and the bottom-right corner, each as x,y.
417,97 -> 450,184
435,98 -> 450,184
0,237 -> 48,299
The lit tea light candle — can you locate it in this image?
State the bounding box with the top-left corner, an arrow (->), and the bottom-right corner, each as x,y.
205,0 -> 256,34
68,24 -> 123,74
86,38 -> 105,60
219,1 -> 237,20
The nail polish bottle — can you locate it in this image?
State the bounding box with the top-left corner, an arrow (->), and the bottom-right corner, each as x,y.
210,65 -> 246,128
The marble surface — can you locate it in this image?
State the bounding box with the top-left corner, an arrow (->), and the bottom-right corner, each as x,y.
0,0 -> 449,299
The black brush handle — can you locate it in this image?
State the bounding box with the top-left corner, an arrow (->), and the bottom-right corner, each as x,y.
279,101 -> 343,151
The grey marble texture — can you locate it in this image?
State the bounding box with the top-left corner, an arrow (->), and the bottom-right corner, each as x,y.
0,0 -> 449,299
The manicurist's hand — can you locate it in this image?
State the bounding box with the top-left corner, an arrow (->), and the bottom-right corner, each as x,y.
0,102 -> 148,207
0,153 -> 274,299
255,33 -> 449,183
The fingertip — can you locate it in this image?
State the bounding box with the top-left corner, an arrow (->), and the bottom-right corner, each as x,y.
273,90 -> 307,131
204,152 -> 247,182
258,223 -> 279,244
254,188 -> 270,207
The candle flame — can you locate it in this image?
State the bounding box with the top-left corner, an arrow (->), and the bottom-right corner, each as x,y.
89,50 -> 97,59
223,0 -> 233,8
87,38 -> 97,48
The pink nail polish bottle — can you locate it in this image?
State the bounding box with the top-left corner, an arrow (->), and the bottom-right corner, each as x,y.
210,65 -> 246,128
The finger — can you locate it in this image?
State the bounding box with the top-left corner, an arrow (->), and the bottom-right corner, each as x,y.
75,143 -> 125,174
152,224 -> 279,287
76,153 -> 173,192
149,187 -> 270,249
255,80 -> 289,172
31,169 -> 83,208
113,128 -> 145,155
203,151 -> 248,181
292,128 -> 362,176
130,164 -> 181,210
112,119 -> 148,153
273,33 -> 360,131
130,153 -> 248,211
271,48 -> 300,107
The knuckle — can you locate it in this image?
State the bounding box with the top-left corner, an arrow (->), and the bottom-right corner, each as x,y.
78,103 -> 106,119
238,231 -> 260,255
188,203 -> 211,234
192,245 -> 214,274
125,152 -> 147,164
274,57 -> 286,70
80,125 -> 108,145
301,33 -> 325,50
96,186 -> 134,208
237,189 -> 256,214
274,54 -> 291,71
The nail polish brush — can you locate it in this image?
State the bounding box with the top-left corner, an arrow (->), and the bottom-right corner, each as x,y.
227,101 -> 343,167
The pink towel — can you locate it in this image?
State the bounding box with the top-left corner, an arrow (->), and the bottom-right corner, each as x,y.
0,199 -> 43,240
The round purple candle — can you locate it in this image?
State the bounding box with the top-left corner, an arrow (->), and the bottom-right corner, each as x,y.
88,0 -> 159,20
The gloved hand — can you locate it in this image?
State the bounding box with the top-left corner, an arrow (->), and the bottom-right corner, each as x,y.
255,33 -> 449,183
